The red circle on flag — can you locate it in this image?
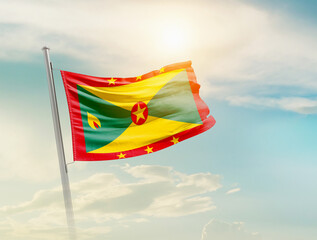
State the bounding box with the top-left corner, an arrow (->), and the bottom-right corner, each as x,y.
131,101 -> 148,125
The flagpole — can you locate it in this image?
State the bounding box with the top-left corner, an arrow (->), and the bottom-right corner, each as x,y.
42,46 -> 76,240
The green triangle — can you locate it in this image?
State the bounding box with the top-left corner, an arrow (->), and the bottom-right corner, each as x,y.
147,70 -> 202,124
77,85 -> 132,152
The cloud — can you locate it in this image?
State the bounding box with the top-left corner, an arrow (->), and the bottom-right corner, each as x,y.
1,0 -> 316,114
201,219 -> 262,240
123,164 -> 174,182
199,8 -> 317,114
1,0 -> 317,116
227,96 -> 317,114
0,104 -> 59,181
0,218 -> 110,240
226,187 -> 241,195
0,165 -> 222,238
75,165 -> 221,219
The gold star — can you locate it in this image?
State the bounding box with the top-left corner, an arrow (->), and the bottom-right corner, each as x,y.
117,152 -> 126,159
132,104 -> 146,123
145,146 -> 153,154
159,67 -> 165,73
136,76 -> 142,81
107,78 -> 117,85
170,136 -> 179,145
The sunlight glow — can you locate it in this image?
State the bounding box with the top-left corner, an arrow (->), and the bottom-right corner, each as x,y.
161,26 -> 189,52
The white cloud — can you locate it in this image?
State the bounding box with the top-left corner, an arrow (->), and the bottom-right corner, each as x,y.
227,96 -> 317,114
201,219 -> 262,240
199,9 -> 317,114
123,164 -> 174,182
0,165 -> 222,238
0,104 -> 58,181
73,165 -> 221,219
0,218 -> 110,240
1,0 -> 317,113
226,187 -> 241,195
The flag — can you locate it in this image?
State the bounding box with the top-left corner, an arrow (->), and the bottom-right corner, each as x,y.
61,61 -> 215,161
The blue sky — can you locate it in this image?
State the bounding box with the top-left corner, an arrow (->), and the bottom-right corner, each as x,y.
0,0 -> 317,239
245,0 -> 317,23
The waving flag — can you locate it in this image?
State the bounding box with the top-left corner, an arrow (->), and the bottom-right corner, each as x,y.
61,61 -> 215,161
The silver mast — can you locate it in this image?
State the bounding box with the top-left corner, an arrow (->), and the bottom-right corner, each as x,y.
42,47 -> 76,240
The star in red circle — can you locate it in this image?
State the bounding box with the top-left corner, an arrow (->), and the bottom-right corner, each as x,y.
131,101 -> 148,125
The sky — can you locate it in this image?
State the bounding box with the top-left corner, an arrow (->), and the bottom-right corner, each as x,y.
0,0 -> 317,239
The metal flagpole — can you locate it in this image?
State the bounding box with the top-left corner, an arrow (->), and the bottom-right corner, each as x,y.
42,46 -> 76,240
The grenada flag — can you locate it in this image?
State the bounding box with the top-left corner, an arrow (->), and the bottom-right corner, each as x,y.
61,61 -> 215,161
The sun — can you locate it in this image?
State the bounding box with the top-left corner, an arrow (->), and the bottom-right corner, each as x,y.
161,26 -> 189,52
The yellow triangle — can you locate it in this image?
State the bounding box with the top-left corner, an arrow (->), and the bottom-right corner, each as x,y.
89,116 -> 201,153
79,69 -> 184,111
